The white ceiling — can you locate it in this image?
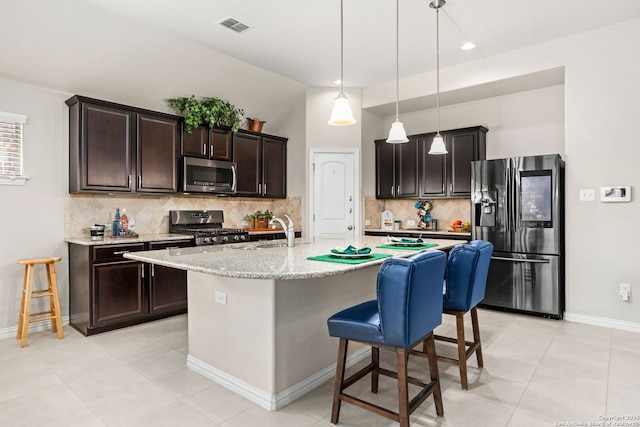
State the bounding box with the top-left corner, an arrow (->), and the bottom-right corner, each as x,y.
83,0 -> 640,89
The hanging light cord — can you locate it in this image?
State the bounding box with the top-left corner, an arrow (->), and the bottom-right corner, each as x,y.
394,0 -> 400,120
340,0 -> 345,95
435,4 -> 441,134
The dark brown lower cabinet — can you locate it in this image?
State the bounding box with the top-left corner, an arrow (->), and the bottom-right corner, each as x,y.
69,239 -> 192,336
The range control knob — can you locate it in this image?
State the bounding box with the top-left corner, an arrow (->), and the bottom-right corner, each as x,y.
222,236 -> 229,242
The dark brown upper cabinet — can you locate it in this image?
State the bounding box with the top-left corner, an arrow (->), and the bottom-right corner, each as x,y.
181,126 -> 232,161
67,95 -> 180,194
375,137 -> 420,199
376,126 -> 487,199
233,130 -> 287,198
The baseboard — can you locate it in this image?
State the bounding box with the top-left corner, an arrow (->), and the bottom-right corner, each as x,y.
0,316 -> 70,341
187,346 -> 371,411
564,312 -> 640,333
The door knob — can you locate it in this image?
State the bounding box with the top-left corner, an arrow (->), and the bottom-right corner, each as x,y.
347,226 -> 353,230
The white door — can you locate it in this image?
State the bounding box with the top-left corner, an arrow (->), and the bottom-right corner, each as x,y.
311,150 -> 359,238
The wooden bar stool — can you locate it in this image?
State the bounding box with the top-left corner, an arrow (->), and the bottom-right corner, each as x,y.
17,257 -> 64,347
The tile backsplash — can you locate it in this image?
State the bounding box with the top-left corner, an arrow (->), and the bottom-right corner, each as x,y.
364,197 -> 470,230
66,194 -> 302,238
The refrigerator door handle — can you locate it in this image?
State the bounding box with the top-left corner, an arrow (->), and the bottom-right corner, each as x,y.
491,256 -> 550,264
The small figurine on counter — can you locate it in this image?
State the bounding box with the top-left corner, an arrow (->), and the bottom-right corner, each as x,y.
414,200 -> 432,229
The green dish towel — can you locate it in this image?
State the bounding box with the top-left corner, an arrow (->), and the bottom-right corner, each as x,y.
307,253 -> 392,264
376,243 -> 439,251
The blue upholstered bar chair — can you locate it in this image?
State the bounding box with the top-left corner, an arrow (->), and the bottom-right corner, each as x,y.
430,240 -> 493,390
327,250 -> 447,427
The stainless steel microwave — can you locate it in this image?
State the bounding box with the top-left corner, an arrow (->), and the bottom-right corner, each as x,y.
180,157 -> 236,194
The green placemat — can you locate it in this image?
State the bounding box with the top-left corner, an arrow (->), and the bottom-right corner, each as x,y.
307,253 -> 392,264
376,243 -> 439,251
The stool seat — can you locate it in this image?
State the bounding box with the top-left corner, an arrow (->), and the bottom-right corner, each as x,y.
18,257 -> 62,265
17,256 -> 64,347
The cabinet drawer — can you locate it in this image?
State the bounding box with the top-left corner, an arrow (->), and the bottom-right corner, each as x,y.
147,239 -> 193,250
92,243 -> 145,263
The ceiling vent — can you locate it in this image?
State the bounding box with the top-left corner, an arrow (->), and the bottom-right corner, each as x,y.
218,16 -> 251,34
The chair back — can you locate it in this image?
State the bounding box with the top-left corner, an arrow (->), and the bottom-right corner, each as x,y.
377,250 -> 447,348
443,240 -> 494,312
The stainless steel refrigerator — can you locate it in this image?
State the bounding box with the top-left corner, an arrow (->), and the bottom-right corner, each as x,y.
471,154 -> 565,319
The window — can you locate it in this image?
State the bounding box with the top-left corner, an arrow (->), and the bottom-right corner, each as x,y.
0,111 -> 28,185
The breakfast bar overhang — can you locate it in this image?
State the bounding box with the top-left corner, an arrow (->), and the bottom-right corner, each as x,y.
125,236 -> 463,410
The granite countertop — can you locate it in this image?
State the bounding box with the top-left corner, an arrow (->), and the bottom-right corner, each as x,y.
365,228 -> 472,237
65,233 -> 194,246
124,236 -> 465,281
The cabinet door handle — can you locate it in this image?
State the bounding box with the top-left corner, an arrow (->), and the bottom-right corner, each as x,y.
138,176 -> 142,188
263,183 -> 267,194
128,175 -> 131,189
391,186 -> 394,197
202,143 -> 206,156
210,144 -> 214,157
397,185 -> 400,196
113,250 -> 130,255
151,264 -> 155,277
141,265 -> 144,279
259,183 -> 262,194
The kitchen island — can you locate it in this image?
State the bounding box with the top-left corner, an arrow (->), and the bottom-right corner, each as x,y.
125,236 -> 464,410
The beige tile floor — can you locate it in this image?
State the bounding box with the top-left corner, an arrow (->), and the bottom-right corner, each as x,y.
1,309 -> 639,426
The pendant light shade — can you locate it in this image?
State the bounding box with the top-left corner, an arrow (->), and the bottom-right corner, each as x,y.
328,0 -> 356,126
386,0 -> 408,143
428,133 -> 447,154
428,0 -> 448,155
387,119 -> 409,143
328,92 -> 356,125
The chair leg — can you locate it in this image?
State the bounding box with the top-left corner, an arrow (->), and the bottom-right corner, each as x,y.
331,338 -> 348,424
46,262 -> 64,339
471,306 -> 483,367
396,347 -> 410,427
424,332 -> 444,416
17,265 -> 29,340
455,312 -> 468,390
371,346 -> 380,393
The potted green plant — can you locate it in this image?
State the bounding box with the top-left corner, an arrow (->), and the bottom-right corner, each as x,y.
252,209 -> 273,229
167,95 -> 244,133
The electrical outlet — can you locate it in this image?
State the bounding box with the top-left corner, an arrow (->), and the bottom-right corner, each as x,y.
407,220 -> 416,226
579,189 -> 595,201
365,219 -> 371,226
620,283 -> 631,301
215,291 -> 227,305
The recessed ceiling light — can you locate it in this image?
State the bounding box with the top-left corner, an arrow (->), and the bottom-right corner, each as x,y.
461,42 -> 476,50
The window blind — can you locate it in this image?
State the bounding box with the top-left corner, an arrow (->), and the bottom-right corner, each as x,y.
0,111 -> 27,177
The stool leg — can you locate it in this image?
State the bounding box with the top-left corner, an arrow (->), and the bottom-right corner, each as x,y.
471,306 -> 483,367
396,347 -> 410,427
455,312 -> 468,390
46,262 -> 64,340
331,338 -> 348,424
17,265 -> 30,340
19,265 -> 34,347
371,346 -> 379,393
424,332 -> 444,416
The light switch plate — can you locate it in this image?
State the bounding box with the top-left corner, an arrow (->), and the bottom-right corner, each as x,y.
600,186 -> 631,202
579,189 -> 595,201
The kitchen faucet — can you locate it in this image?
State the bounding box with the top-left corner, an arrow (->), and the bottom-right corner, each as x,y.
269,214 -> 295,247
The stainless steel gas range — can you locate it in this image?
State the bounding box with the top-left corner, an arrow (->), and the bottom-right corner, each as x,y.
169,210 -> 249,246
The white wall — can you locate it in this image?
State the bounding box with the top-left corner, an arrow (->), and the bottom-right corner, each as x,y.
0,78 -> 70,331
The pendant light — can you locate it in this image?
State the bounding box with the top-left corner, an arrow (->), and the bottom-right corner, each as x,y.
386,0 -> 408,143
328,0 -> 356,126
428,0 -> 448,155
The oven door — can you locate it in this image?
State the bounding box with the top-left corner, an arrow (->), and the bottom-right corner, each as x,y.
181,157 -> 236,194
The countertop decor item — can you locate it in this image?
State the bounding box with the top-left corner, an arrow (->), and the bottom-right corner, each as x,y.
252,209 -> 273,229
415,200 -> 432,229
167,95 -> 244,133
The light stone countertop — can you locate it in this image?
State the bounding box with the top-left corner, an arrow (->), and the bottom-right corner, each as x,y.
124,236 -> 465,280
65,233 -> 194,246
365,228 -> 471,237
